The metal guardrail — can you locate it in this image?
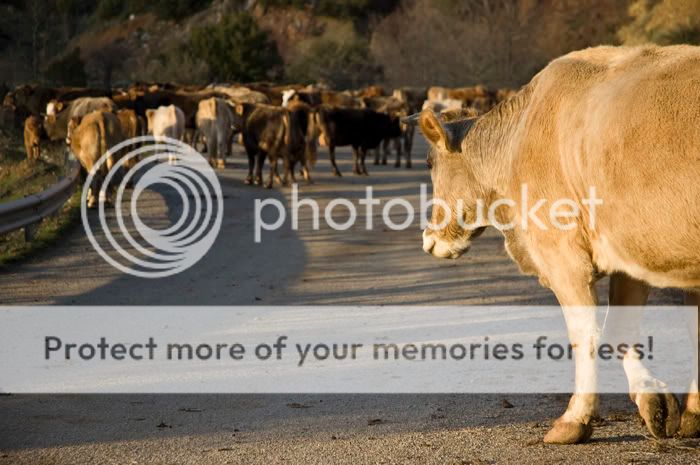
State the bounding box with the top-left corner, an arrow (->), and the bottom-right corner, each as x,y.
0,162 -> 81,241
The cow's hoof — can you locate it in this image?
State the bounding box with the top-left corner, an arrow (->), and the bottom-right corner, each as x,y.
394,162 -> 401,168
244,176 -> 253,185
406,162 -> 412,169
544,420 -> 593,444
677,410 -> 700,438
374,160 -> 380,165
254,177 -> 263,186
636,392 -> 681,438
216,159 -> 226,169
332,170 -> 342,177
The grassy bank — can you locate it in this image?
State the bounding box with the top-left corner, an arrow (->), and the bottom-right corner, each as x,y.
0,129 -> 81,266
0,189 -> 81,266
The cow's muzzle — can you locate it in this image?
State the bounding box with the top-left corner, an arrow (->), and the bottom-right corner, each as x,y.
422,229 -> 470,259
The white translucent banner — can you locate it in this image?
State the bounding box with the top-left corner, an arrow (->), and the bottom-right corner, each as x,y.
0,306 -> 696,394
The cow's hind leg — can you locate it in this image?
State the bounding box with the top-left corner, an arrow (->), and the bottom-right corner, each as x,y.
393,137 -> 402,168
679,292 -> 700,438
329,145 -> 341,177
255,152 -> 265,186
244,150 -> 255,185
607,273 -> 681,438
544,275 -> 599,444
265,156 -> 278,189
360,148 -> 369,175
352,147 -> 361,175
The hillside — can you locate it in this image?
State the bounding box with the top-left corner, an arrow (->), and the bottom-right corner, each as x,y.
1,0 -> 698,90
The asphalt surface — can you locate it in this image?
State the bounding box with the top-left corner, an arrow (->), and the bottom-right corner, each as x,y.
0,135 -> 697,464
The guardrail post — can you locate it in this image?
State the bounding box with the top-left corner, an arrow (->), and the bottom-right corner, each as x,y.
24,222 -> 39,242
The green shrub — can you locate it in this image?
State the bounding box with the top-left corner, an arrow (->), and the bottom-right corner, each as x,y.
151,0 -> 213,21
286,38 -> 381,89
189,12 -> 282,82
259,0 -> 398,20
43,47 -> 87,87
96,0 -> 123,20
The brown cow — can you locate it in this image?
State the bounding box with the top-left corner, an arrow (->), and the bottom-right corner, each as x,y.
235,103 -> 290,188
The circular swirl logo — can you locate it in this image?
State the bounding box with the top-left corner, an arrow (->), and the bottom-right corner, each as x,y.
81,136 -> 223,278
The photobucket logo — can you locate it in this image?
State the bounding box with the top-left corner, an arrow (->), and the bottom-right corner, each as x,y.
254,184 -> 603,242
81,136 -> 223,278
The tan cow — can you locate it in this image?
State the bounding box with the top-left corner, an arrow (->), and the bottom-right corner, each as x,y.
116,109 -> 145,175
195,97 -> 235,169
23,115 -> 43,161
67,110 -> 125,207
418,45 -> 700,444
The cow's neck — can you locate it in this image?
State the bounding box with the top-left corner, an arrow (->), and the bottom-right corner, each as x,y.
465,84 -> 532,220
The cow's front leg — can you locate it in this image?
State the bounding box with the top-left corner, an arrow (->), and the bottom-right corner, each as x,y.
381,139 -> 389,165
328,145 -> 341,177
606,273 -> 680,438
680,292 -> 700,438
544,278 -> 599,444
403,127 -> 413,168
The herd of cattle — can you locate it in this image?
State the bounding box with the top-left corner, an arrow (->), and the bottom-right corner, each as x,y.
2,82 -> 516,205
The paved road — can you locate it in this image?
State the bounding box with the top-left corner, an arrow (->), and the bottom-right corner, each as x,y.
0,136 -> 696,464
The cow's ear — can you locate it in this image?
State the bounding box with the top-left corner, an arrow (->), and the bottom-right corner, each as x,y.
55,101 -> 64,112
419,109 -> 474,153
419,110 -> 448,148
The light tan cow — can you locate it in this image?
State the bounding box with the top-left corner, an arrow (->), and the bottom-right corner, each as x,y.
418,45 -> 700,444
146,105 -> 185,164
66,110 -> 125,207
44,97 -> 116,142
195,97 -> 235,169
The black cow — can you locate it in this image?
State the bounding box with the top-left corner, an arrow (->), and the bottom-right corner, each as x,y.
315,106 -> 402,176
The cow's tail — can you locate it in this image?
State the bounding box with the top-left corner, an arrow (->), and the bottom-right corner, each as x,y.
282,110 -> 291,147
307,111 -> 318,168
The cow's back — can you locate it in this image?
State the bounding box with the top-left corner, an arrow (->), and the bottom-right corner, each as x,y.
513,45 -> 700,287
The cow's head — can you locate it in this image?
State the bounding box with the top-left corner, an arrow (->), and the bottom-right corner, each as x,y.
417,109 -> 486,259
43,100 -> 67,141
